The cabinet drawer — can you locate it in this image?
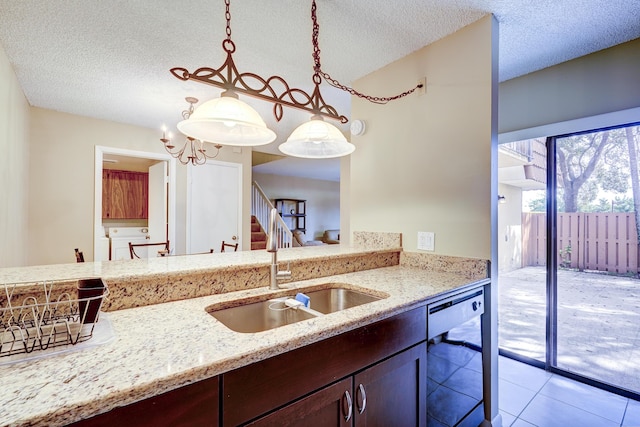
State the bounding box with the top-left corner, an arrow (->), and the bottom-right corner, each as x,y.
222,306 -> 426,426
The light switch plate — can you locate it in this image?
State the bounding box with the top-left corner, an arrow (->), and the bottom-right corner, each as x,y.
417,232 -> 435,251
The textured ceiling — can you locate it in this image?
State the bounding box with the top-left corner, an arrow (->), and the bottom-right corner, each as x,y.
1,0 -> 639,178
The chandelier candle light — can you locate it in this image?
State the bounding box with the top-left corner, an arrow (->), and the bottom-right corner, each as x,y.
167,0 -> 423,159
161,97 -> 223,166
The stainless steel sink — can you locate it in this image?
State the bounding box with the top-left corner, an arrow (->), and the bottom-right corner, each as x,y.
207,297 -> 317,333
302,288 -> 382,314
206,286 -> 385,333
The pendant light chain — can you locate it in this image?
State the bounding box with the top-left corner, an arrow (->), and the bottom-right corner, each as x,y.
225,0 -> 232,40
311,0 -> 422,105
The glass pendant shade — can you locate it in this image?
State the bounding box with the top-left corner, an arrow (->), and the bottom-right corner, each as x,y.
177,94 -> 276,146
278,118 -> 355,159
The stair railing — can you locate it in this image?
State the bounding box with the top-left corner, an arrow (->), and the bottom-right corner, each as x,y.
252,181 -> 293,248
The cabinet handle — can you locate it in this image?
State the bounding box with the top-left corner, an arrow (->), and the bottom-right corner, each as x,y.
342,390 -> 353,422
356,383 -> 367,414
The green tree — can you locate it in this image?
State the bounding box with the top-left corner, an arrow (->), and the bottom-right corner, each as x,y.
556,129 -> 630,212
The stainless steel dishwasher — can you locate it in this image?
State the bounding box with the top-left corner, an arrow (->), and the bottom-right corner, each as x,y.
427,286 -> 485,427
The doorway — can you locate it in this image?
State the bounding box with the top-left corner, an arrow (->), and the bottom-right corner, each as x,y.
94,146 -> 176,261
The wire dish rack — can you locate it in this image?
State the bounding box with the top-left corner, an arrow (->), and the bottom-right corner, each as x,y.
0,278 -> 108,360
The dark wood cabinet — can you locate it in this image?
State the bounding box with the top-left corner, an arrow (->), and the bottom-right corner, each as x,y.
248,344 -> 427,427
70,375 -> 219,427
353,343 -> 426,426
248,377 -> 353,427
71,307 -> 427,427
102,170 -> 148,219
223,307 -> 427,426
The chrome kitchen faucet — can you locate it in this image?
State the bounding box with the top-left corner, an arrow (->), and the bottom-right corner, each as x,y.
266,208 -> 292,289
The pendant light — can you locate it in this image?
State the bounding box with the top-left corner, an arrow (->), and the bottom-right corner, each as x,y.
169,0 -> 422,158
177,90 -> 276,146
279,115 -> 355,159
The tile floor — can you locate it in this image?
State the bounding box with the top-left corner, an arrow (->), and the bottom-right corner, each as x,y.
427,341 -> 640,426
499,355 -> 640,427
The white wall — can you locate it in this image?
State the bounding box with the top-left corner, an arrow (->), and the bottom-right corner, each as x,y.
349,16 -> 497,259
0,44 -> 30,267
253,172 -> 340,241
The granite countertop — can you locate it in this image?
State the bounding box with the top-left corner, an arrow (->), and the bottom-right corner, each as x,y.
0,242 -> 490,426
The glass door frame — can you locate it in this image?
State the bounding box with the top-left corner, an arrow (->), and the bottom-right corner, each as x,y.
542,124 -> 640,400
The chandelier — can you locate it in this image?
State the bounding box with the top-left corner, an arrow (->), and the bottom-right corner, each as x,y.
167,0 -> 422,159
160,97 -> 223,166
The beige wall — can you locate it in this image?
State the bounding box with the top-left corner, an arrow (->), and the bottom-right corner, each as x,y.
0,44 -> 30,267
253,172 -> 340,240
27,108 -> 251,266
349,16 -> 497,259
499,37 -> 640,139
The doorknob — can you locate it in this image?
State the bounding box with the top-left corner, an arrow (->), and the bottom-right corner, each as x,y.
232,235 -> 237,240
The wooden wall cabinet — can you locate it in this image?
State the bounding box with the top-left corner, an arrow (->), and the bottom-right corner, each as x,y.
102,170 -> 148,219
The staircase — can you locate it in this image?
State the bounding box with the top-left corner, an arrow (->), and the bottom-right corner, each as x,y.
251,216 -> 267,250
251,181 -> 293,249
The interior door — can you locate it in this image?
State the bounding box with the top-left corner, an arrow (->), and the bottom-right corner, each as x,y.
148,161 -> 168,253
187,161 -> 241,254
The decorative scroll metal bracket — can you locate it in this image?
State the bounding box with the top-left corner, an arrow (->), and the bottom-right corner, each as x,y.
170,39 -> 348,124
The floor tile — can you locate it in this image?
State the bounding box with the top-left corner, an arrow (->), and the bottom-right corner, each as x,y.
623,398 -> 640,426
499,410 -> 516,427
428,342 -> 477,366
499,355 -> 551,392
443,366 -> 483,400
511,419 -> 536,427
539,375 -> 627,423
428,352 -> 462,384
499,378 -> 537,417
427,385 -> 479,427
520,394 -> 618,427
427,414 -> 448,427
465,351 -> 483,373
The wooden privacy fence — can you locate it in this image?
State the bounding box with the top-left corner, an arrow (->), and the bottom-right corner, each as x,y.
522,212 -> 639,274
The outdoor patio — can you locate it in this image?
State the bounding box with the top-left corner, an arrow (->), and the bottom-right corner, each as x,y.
499,266 -> 640,393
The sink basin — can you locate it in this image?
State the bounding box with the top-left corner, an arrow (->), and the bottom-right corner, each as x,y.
302,288 -> 382,314
206,285 -> 386,333
207,297 -> 317,333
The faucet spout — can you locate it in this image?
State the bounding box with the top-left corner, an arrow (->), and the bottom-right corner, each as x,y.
266,208 -> 278,253
266,208 -> 291,289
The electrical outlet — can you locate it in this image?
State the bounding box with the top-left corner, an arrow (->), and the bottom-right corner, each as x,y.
417,232 -> 435,251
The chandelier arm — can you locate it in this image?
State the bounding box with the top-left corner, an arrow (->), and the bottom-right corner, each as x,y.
310,0 -> 422,104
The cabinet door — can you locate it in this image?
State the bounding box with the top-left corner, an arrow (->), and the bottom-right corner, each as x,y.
102,170 -> 148,219
248,377 -> 353,427
123,171 -> 148,218
354,343 -> 427,427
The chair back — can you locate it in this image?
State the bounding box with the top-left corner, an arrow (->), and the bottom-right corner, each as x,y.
129,241 -> 170,259
221,241 -> 239,252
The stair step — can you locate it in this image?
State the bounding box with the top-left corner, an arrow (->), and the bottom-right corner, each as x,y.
251,231 -> 266,242
251,223 -> 261,232
251,241 -> 267,250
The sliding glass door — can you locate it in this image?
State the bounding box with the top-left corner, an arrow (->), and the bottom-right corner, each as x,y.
498,122 -> 640,396
551,124 -> 640,393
